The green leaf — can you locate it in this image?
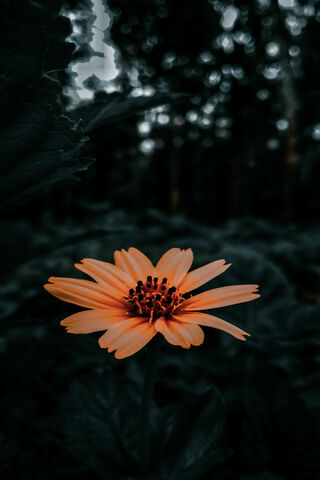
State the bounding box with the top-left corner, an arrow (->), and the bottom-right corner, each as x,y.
0,1 -> 93,212
61,371 -> 140,479
154,387 -> 231,480
70,91 -> 188,133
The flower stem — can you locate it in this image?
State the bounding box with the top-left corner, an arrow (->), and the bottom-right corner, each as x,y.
139,335 -> 161,478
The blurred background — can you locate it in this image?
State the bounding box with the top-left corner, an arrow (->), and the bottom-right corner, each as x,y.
6,0 -> 320,224
1,0 -> 320,479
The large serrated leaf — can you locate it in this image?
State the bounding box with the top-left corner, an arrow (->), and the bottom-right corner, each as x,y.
0,1 -> 93,212
153,387 -> 230,480
61,371 -> 141,479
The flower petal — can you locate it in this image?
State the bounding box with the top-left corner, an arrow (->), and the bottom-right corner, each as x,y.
179,259 -> 231,293
155,316 -> 203,348
172,311 -> 250,341
98,317 -> 144,350
74,264 -> 128,298
75,258 -> 133,294
156,248 -> 180,276
156,248 -> 193,286
114,322 -> 157,359
44,277 -> 126,309
155,317 -> 187,347
181,285 -> 260,310
116,248 -> 156,282
61,309 -> 129,333
128,247 -> 156,278
114,250 -> 136,283
98,317 -> 157,358
171,320 -> 204,346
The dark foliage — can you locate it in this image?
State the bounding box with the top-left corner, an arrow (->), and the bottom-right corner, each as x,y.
1,209 -> 319,479
71,91 -> 187,133
0,0 -> 92,213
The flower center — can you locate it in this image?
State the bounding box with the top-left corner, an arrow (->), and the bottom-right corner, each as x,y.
125,276 -> 188,321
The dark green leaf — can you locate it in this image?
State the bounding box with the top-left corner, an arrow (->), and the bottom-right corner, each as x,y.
61,371 -> 140,479
240,359 -> 319,477
0,1 -> 93,212
70,91 -> 188,133
154,387 -> 230,480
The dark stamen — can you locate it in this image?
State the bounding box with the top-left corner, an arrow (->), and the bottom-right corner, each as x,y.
168,286 -> 176,295
126,277 -> 187,321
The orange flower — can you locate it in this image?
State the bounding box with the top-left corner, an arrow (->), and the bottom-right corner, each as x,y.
44,248 -> 260,359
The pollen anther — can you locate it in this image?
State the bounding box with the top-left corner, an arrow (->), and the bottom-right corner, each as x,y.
127,277 -> 186,320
